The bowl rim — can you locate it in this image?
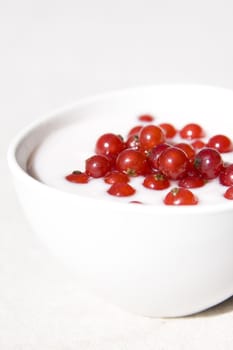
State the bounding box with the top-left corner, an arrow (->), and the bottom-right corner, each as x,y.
7,82 -> 233,215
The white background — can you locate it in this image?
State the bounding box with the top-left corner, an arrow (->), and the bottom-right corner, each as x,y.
1,0 -> 233,349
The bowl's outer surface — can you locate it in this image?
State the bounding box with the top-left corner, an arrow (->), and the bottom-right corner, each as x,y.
8,84 -> 233,317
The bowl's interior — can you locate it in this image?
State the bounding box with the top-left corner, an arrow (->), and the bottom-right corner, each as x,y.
10,84 -> 233,210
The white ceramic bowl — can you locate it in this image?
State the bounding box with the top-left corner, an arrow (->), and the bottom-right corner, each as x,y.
7,84 -> 233,317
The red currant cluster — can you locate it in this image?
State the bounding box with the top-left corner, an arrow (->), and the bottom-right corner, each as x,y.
65,114 -> 233,205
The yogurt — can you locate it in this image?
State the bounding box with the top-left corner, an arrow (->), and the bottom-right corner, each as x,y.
27,113 -> 233,206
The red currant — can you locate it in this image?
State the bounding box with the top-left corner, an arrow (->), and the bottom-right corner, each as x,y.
159,123 -> 177,138
116,149 -> 149,176
194,148 -> 223,180
138,114 -> 155,122
191,139 -> 206,150
127,125 -> 142,138
104,170 -> 129,184
95,133 -> 125,157
178,175 -> 205,188
143,173 -> 170,190
85,155 -> 111,178
224,186 -> 233,200
158,147 -> 189,180
65,171 -> 89,184
107,182 -> 136,196
180,123 -> 205,140
219,164 -> 233,186
175,142 -> 195,161
139,124 -> 165,151
207,134 -> 233,153
164,187 -> 198,205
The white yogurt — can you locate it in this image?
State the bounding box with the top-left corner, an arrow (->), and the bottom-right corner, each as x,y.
27,111 -> 233,206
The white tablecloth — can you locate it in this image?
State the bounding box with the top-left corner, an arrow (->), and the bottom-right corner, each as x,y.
1,1 -> 233,348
